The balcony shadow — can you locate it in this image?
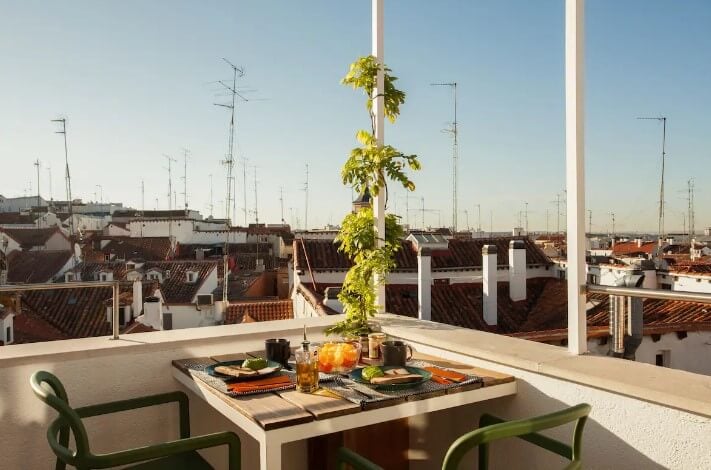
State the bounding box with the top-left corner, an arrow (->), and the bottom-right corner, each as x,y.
407,376 -> 666,470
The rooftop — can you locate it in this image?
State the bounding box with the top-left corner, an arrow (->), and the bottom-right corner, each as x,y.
224,300 -> 294,324
0,226 -> 65,249
6,250 -> 73,283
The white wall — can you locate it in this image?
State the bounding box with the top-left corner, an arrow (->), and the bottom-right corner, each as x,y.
587,331 -> 711,377
672,274 -> 711,294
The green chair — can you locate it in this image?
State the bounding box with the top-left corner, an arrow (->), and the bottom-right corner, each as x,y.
336,403 -> 591,470
31,370 -> 241,470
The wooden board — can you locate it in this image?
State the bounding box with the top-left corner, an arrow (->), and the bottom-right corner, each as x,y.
172,357 -> 314,430
412,352 -> 515,387
278,389 -> 361,420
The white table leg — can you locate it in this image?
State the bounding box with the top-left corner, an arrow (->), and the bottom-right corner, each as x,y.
259,439 -> 282,469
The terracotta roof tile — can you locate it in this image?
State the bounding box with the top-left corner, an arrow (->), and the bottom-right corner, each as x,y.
0,227 -> 65,249
88,236 -> 172,261
225,300 -> 294,324
7,250 -> 73,283
294,237 -> 551,272
612,241 -> 657,256
0,213 -> 36,225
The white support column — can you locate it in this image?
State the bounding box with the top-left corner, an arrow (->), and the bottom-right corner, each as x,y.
417,248 -> 432,321
565,0 -> 588,354
372,0 -> 386,313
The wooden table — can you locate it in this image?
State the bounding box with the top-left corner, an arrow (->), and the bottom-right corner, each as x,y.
172,352 -> 516,469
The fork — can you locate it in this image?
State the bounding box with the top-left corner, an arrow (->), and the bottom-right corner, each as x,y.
334,375 -> 375,399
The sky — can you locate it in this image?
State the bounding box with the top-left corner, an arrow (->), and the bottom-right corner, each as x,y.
1,0 -> 709,234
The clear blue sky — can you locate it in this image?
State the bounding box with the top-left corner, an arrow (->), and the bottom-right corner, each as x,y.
1,1 -> 709,233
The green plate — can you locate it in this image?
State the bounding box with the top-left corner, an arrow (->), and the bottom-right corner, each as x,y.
349,366 -> 432,390
206,360 -> 282,382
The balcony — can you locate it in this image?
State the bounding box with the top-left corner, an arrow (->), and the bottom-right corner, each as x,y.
2,314 -> 710,469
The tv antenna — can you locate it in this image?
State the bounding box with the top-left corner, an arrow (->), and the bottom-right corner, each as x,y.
181,148 -> 190,213
431,82 -> 458,232
550,192 -> 564,234
46,165 -> 53,203
33,159 -> 41,208
279,187 -> 285,225
208,174 -> 214,217
163,154 -> 177,210
303,164 -> 309,230
241,157 -> 249,225
637,116 -> 667,244
51,117 -> 73,237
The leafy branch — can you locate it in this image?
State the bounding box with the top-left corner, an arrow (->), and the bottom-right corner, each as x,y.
326,55 -> 420,337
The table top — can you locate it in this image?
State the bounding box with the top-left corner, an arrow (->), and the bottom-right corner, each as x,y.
172,351 -> 515,432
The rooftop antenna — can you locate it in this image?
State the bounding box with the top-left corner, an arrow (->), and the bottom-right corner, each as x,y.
476,204 -> 481,232
637,116 -> 667,244
610,212 -> 616,239
33,158 -> 41,208
279,187 -> 285,225
431,82 -> 459,232
46,165 -> 53,203
232,176 -> 237,223
588,209 -> 592,235
51,117 -> 73,237
524,201 -> 529,234
253,166 -> 259,225
551,193 -> 563,234
241,157 -> 249,225
181,148 -> 190,213
95,185 -> 103,205
303,163 -> 309,230
141,179 -> 145,213
686,178 -> 695,243
208,174 -> 214,217
214,58 -> 246,303
163,154 -> 177,210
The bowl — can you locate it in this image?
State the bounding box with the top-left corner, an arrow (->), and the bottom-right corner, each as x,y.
317,340 -> 362,374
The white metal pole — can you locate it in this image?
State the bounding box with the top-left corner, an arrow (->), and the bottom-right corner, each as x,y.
565,0 -> 587,354
372,0 -> 386,314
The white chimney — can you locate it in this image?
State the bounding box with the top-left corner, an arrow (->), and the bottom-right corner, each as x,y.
635,238 -> 643,248
323,287 -> 344,314
418,247 -> 432,321
142,296 -> 162,330
482,245 -> 498,326
132,279 -> 142,319
509,240 -> 526,301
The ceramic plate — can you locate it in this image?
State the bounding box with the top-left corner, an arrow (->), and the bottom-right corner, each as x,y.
349,366 -> 432,390
205,360 -> 282,382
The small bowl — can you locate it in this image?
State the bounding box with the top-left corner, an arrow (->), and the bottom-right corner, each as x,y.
317,340 -> 362,374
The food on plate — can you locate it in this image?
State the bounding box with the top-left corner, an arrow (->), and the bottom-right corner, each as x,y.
362,366 -> 384,382
367,367 -> 421,385
213,365 -> 258,378
318,341 -> 361,373
242,358 -> 268,371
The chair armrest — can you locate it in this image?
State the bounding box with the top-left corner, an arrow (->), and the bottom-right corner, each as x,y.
75,391 -> 190,439
336,447 -> 384,470
88,431 -> 241,470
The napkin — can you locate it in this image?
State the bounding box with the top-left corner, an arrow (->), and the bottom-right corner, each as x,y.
227,375 -> 294,394
424,367 -> 467,383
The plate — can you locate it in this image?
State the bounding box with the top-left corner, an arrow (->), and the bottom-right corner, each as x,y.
205,360 -> 282,382
349,366 -> 432,390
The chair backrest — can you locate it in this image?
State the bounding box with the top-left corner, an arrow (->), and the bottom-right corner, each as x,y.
442,403 -> 591,470
30,371 -> 92,470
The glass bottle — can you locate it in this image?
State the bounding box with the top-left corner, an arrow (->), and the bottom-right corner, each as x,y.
295,330 -> 319,393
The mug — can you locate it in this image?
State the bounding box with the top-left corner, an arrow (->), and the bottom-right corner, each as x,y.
380,340 -> 413,367
265,338 -> 291,367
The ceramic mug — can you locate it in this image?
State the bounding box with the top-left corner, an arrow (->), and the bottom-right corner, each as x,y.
380,340 -> 413,367
265,338 -> 291,367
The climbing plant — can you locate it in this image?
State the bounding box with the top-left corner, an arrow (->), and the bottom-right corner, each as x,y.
326,55 -> 420,337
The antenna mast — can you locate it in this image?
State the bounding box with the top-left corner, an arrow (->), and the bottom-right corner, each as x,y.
33,159 -> 41,208
304,164 -> 309,230
208,174 -> 214,217
52,118 -> 73,237
47,165 -> 53,203
181,148 -> 190,213
279,187 -> 285,225
141,179 -> 145,213
253,167 -> 259,224
551,193 -> 563,234
687,178 -> 695,243
163,154 -> 177,210
431,82 -> 458,232
637,116 -> 667,244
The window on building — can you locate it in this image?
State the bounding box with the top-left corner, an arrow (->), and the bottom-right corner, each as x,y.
104,253 -> 112,262
655,350 -> 671,368
6,326 -> 11,343
661,284 -> 671,290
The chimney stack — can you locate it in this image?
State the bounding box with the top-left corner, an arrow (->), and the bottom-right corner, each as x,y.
509,240 -> 526,301
418,247 -> 432,321
635,238 -> 643,248
482,245 -> 498,325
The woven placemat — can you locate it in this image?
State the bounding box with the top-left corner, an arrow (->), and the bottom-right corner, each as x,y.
185,361 -> 336,397
318,360 -> 483,410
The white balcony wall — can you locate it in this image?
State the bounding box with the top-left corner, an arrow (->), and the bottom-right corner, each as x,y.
1,315 -> 710,470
